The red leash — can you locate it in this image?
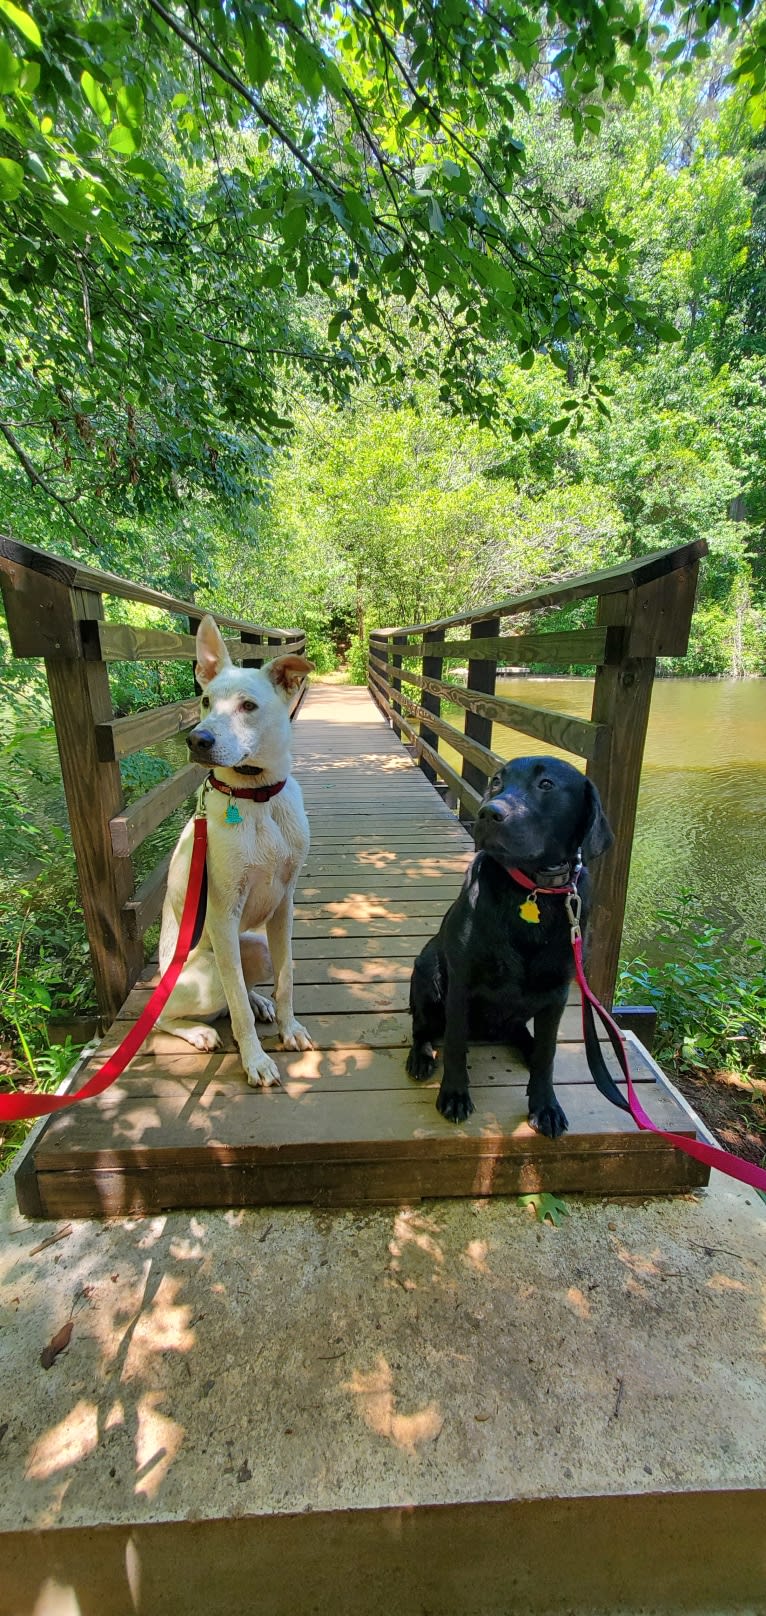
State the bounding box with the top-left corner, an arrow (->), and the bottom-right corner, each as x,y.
507,864 -> 766,1192
0,814 -> 208,1123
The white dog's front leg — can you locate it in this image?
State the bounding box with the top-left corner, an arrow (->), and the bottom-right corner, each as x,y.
266,890 -> 314,1052
207,920 -> 281,1088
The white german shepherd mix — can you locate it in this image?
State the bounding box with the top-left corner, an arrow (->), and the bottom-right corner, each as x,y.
157,615 -> 314,1087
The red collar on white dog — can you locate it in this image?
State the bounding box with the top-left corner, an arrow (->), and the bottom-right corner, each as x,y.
207,774 -> 287,803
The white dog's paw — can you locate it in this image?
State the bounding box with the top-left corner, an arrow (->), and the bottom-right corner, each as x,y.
246,1052 -> 281,1089
281,1020 -> 315,1052
248,991 -> 276,1023
184,1024 -> 221,1052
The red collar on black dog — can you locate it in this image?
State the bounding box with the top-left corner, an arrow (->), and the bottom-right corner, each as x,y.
506,863 -> 581,894
207,773 -> 287,803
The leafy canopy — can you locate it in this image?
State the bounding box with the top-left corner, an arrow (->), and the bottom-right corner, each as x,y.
2,0 -> 764,509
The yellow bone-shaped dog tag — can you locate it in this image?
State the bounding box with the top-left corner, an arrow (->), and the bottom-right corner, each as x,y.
519,897 -> 541,924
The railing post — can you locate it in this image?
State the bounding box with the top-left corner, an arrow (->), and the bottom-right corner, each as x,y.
586,560 -> 701,1006
419,628 -> 444,785
367,632 -> 386,718
390,633 -> 406,740
461,617 -> 500,824
46,587 -> 143,1025
187,612 -> 202,693
241,630 -> 262,668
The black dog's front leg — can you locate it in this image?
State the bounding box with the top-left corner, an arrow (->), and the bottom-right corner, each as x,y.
527,999 -> 568,1139
436,966 -> 474,1123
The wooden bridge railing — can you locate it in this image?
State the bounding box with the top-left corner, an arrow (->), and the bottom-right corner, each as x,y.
0,537 -> 306,1025
368,539 -> 708,1008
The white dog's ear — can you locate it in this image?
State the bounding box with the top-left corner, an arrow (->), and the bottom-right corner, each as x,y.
195,615 -> 232,687
266,654 -> 314,699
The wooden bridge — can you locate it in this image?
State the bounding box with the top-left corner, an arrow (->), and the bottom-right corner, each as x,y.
0,535 -> 711,1217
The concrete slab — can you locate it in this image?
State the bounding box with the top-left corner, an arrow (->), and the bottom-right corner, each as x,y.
1,1153 -> 765,1615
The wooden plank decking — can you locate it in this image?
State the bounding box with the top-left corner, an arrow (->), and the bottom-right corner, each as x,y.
17,684 -> 709,1218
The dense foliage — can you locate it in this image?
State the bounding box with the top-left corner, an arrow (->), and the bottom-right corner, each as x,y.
1,1 -> 764,666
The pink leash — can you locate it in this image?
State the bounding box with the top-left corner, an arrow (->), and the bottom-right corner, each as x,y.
508,865 -> 766,1193
0,814 -> 208,1122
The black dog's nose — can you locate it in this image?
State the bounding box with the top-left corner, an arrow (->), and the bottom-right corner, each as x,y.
188,728 -> 215,751
478,800 -> 507,824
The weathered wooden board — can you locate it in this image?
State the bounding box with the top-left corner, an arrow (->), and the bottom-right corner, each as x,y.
16,682 -> 710,1219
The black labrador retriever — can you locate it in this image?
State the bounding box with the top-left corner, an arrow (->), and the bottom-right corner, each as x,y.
406,755 -> 613,1134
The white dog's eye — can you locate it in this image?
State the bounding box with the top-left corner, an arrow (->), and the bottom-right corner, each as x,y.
201,696 -> 210,710
241,700 -> 258,713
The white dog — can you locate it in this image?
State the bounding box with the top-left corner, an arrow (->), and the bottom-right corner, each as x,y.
157,615 -> 314,1088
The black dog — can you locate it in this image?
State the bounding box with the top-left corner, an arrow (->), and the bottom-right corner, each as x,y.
406,756 -> 613,1134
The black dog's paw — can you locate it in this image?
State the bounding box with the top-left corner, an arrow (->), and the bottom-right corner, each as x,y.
406,1043 -> 438,1082
528,1100 -> 569,1139
436,1085 -> 475,1124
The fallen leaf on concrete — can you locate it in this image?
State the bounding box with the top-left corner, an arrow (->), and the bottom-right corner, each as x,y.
518,1192 -> 570,1227
0,1422 -> 8,1444
40,1321 -> 73,1369
236,1461 -> 252,1483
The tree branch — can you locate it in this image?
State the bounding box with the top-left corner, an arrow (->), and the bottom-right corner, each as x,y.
0,421 -> 93,538
146,0 -> 345,200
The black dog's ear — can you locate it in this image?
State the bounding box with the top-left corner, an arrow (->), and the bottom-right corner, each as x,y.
579,777 -> 613,862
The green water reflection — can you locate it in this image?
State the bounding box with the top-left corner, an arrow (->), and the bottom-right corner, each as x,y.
435,677 -> 766,963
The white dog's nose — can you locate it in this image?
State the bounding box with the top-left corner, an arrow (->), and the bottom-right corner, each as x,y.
188,728 -> 215,751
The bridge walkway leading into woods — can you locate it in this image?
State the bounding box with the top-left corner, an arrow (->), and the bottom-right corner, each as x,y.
16,680 -> 707,1218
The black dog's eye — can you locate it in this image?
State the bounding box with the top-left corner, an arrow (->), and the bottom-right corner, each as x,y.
538,777 -> 554,791
241,699 -> 258,713
489,773 -> 503,793
201,696 -> 210,710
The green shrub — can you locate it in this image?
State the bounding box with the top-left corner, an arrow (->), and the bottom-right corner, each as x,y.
303,634 -> 337,674
347,635 -> 370,685
617,891 -> 766,1075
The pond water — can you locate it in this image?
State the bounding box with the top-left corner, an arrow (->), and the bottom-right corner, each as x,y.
6,679 -> 766,969
438,677 -> 766,966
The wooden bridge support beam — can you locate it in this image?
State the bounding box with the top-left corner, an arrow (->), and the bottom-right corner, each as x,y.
461,617 -> 499,823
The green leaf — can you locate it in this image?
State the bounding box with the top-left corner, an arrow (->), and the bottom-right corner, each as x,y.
0,155 -> 24,199
81,69 -> 111,126
0,36 -> 19,91
428,195 -> 444,233
96,217 -> 132,252
24,148 -> 46,180
293,38 -> 323,99
518,1192 -> 570,1226
244,20 -> 274,88
108,122 -> 140,155
17,56 -> 38,90
0,1 -> 41,48
281,205 -> 307,247
117,82 -> 144,131
654,320 -> 682,342
398,265 -> 417,301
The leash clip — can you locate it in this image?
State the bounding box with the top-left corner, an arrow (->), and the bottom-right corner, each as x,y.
564,890 -> 582,943
195,776 -> 210,819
